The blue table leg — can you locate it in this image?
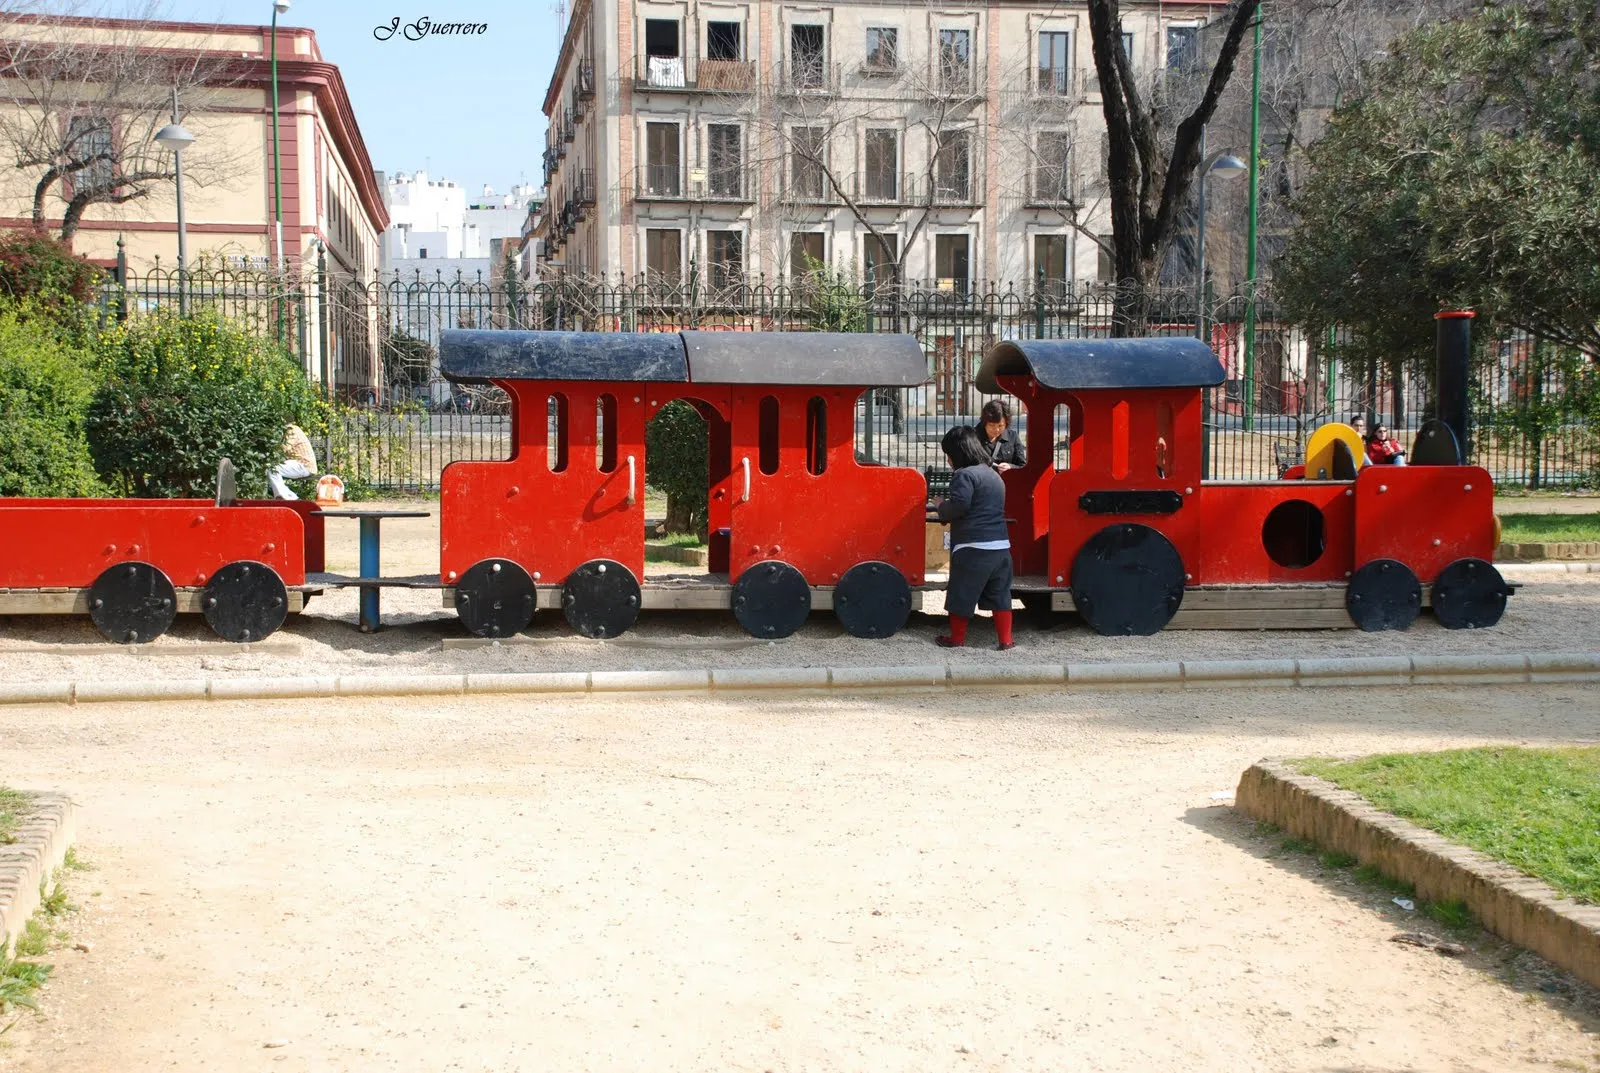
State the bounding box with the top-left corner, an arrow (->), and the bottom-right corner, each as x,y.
359,517 -> 380,632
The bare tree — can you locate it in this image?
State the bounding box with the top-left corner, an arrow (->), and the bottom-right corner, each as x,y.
745,27 -> 988,290
1088,0 -> 1260,331
0,1 -> 239,244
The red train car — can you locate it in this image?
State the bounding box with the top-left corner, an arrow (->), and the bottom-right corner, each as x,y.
437,329 -> 928,640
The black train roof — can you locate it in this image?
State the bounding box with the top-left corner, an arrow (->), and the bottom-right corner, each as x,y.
976,337 -> 1226,394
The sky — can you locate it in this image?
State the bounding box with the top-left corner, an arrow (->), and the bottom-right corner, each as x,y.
113,0 -> 560,199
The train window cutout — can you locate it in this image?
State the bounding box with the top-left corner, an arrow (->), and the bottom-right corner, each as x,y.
0,329 -> 1510,644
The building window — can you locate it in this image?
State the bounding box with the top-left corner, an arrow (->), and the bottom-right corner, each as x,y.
1037,31 -> 1070,94
645,18 -> 684,86
707,124 -> 742,197
790,24 -> 826,88
1122,31 -> 1135,67
1096,233 -> 1115,283
938,29 -> 971,92
935,234 -> 970,295
863,128 -> 897,201
864,26 -> 897,71
1167,26 -> 1198,70
707,230 -> 743,289
790,127 -> 826,200
646,229 -> 681,286
645,122 -> 680,196
706,20 -> 741,61
66,115 -> 115,195
1033,131 -> 1073,203
1035,234 -> 1069,295
934,129 -> 970,203
864,233 -> 899,289
790,231 -> 825,278
419,247 -> 428,259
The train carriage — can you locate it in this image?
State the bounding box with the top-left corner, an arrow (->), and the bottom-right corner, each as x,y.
437,328 -> 928,640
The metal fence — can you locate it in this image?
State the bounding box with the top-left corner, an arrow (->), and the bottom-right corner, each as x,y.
100,264 -> 1600,492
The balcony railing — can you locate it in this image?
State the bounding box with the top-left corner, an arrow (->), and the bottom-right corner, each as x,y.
636,163 -> 684,199
853,170 -> 913,205
777,59 -> 839,95
1033,67 -> 1098,99
562,110 -> 576,142
633,51 -> 756,93
928,57 -> 984,99
577,58 -> 596,99
1026,169 -> 1076,207
701,168 -> 751,201
573,169 -> 597,207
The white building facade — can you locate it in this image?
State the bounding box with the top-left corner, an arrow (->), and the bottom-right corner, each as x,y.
540,0 -> 1222,289
380,171 -> 540,275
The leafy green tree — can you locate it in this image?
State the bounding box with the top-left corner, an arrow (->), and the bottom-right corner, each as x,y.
0,303 -> 99,496
87,310 -> 326,497
1280,0 -> 1600,364
645,400 -> 708,535
0,230 -> 101,311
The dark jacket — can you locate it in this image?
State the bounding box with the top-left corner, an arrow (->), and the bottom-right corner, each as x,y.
936,464 -> 1009,546
983,426 -> 1027,467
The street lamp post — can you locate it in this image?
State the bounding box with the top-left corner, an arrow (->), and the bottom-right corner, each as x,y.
154,89 -> 196,316
1241,10 -> 1264,433
271,0 -> 291,346
1193,133 -> 1246,480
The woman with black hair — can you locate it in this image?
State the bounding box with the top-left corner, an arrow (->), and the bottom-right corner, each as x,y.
979,399 -> 1027,471
933,425 -> 1015,650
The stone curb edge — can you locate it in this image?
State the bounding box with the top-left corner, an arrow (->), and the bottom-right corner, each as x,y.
0,793 -> 75,959
5,652 -> 1599,706
1234,760 -> 1600,990
1497,541 -> 1600,563
1497,561 -> 1600,573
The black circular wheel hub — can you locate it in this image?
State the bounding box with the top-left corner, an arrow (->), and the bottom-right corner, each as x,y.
1345,558 -> 1422,632
1070,524 -> 1186,636
732,560 -> 811,639
202,561 -> 289,642
1431,557 -> 1509,630
562,559 -> 641,639
454,558 -> 535,638
88,561 -> 176,644
833,561 -> 911,639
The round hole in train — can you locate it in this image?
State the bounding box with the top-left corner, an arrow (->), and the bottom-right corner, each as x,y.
1261,499 -> 1326,570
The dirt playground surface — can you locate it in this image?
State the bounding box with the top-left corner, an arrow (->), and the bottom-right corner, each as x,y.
1,685 -> 1597,1072
1,500 -> 1598,686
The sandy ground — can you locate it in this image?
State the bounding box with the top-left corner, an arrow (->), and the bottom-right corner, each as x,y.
1,499 -> 1598,685
0,686 -> 1597,1072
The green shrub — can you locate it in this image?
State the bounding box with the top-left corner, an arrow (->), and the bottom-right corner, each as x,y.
645,399 -> 708,534
87,310 -> 326,498
0,306 -> 100,496
0,231 -> 100,309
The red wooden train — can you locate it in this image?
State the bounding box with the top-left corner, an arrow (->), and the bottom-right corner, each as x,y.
0,326 -> 1510,643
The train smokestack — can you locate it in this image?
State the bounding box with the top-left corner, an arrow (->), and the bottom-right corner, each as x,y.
1434,310 -> 1474,460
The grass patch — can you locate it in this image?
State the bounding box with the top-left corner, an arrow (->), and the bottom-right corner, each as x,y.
1320,849 -> 1358,870
0,953 -> 50,1017
1296,746 -> 1600,904
1353,863 -> 1416,897
649,532 -> 705,548
1499,512 -> 1600,543
0,787 -> 31,844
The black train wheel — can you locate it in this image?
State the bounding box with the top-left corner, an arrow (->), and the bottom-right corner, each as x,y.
833,561 -> 911,639
88,561 -> 176,644
454,558 -> 535,638
1345,558 -> 1422,632
562,559 -> 641,639
1070,524 -> 1186,636
202,561 -> 288,642
732,560 -> 811,640
1431,557 -> 1509,630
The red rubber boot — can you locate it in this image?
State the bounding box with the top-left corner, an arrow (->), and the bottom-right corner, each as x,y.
993,610 -> 1016,651
936,615 -> 969,648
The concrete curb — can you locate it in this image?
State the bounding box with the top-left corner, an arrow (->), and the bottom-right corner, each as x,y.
1235,759 -> 1600,990
5,652 -> 1599,707
1497,540 -> 1600,563
643,542 -> 709,567
0,793 -> 75,959
1498,562 -> 1600,575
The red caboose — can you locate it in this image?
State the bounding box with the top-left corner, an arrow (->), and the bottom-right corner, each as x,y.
438,329 -> 928,640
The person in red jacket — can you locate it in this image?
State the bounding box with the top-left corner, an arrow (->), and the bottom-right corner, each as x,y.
1366,424 -> 1407,465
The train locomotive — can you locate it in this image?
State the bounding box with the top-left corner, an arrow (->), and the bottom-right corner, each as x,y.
0,322 -> 1511,644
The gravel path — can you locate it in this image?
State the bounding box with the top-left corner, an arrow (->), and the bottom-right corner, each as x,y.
0,686 -> 1596,1072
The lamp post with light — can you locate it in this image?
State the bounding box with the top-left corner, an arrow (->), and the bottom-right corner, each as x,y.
271,0 -> 290,346
153,89 -> 196,316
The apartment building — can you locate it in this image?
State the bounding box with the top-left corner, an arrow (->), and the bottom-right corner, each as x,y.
540,0 -> 1223,291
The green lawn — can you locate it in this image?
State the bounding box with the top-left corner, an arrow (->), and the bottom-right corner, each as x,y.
1294,747 -> 1600,904
0,786 -> 30,843
1499,512 -> 1600,543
